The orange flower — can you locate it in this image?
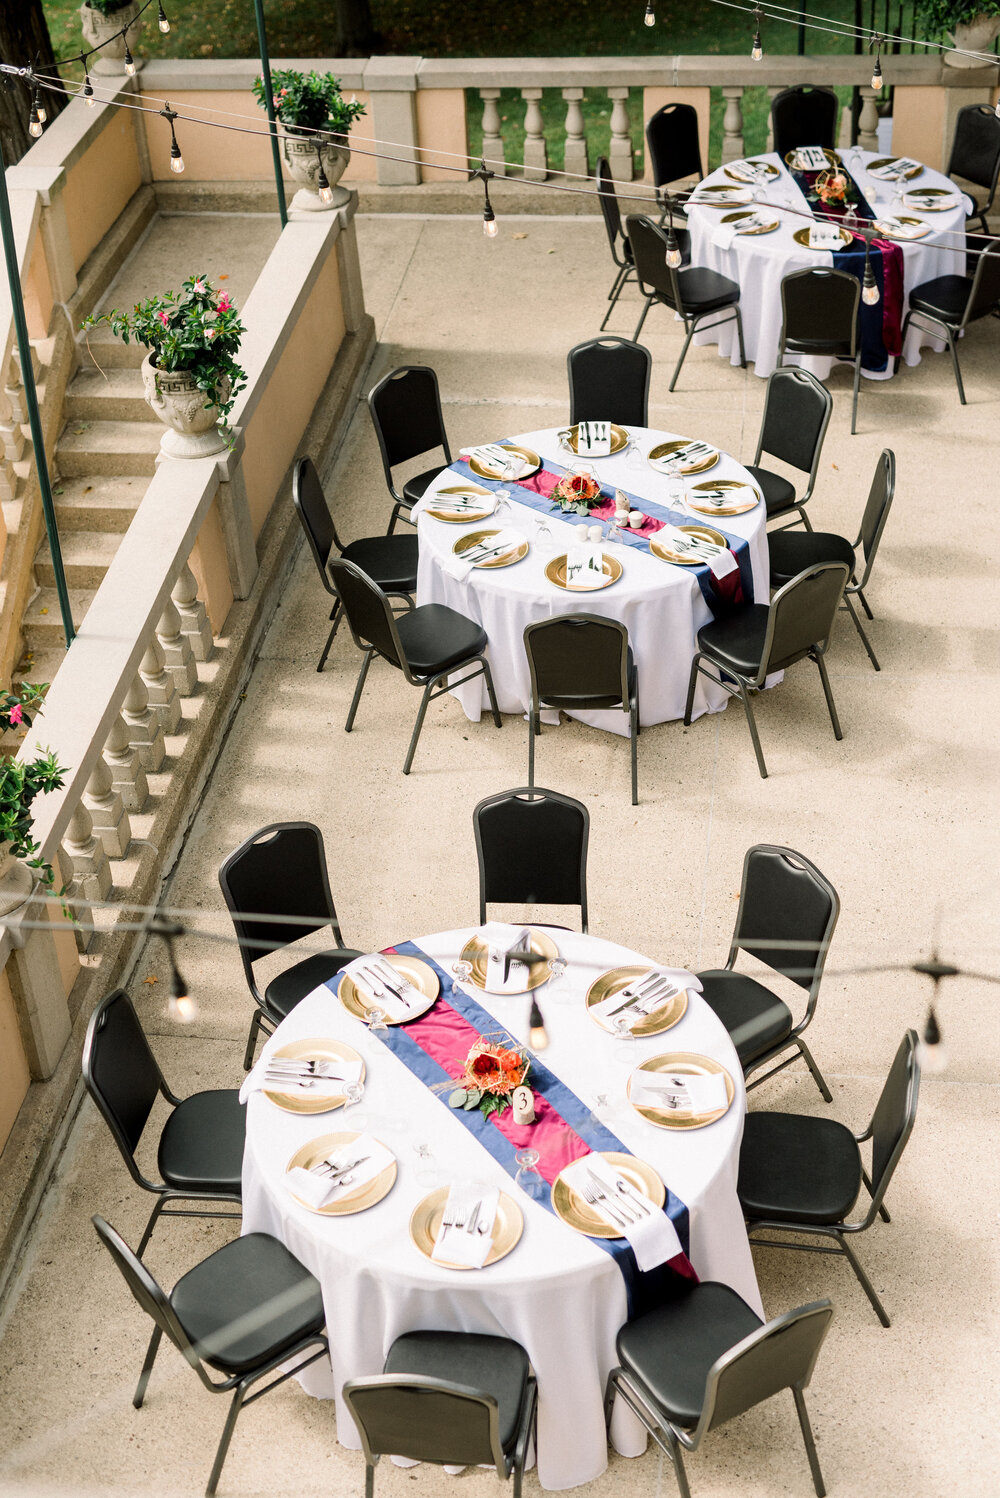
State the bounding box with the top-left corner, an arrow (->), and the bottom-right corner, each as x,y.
500,1049 -> 524,1073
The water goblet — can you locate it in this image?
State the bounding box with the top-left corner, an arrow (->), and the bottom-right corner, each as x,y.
587,1092 -> 616,1130
625,438 -> 645,475
412,1140 -> 441,1187
534,515 -> 554,551
493,487 -> 512,523
341,1078 -> 370,1132
451,958 -> 474,988
666,461 -> 685,513
547,955 -> 573,1005
612,1012 -> 639,1066
513,1147 -> 548,1202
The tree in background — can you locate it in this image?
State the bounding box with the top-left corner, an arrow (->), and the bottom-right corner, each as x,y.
336,0 -> 377,56
0,1 -> 66,166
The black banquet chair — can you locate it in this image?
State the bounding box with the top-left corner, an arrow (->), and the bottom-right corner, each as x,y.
683,561 -> 850,779
695,844 -> 839,1102
82,989 -> 245,1256
219,821 -> 363,1070
900,238 -> 1000,405
567,336 -> 651,429
946,101 -> 1000,233
739,1030 -> 921,1327
328,555 -> 501,774
746,366 -> 833,531
368,364 -> 452,534
769,448 -> 895,671
473,785 -> 589,932
605,1282 -> 834,1498
770,85 -> 838,160
524,613 -> 640,805
626,214 -> 745,391
293,456 -> 418,673
645,101 -> 703,221
93,1215 -> 329,1497
344,1330 -> 537,1498
778,267 -> 862,435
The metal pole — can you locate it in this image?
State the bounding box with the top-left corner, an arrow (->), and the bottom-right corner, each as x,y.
797,1 -> 807,54
252,0 -> 288,228
0,137 -> 75,648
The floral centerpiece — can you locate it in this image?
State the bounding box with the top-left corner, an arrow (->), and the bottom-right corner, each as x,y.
815,168 -> 849,206
252,69 -> 366,209
0,685 -> 65,906
446,1036 -> 531,1119
550,471 -> 604,517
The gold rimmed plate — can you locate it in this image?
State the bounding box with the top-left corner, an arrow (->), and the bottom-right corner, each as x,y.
785,147 -> 841,170
551,1152 -> 665,1240
454,528 -> 529,569
426,483 -> 496,524
647,440 -> 720,476
650,525 -> 727,566
720,210 -> 780,236
724,158 -> 780,184
467,444 -> 542,481
339,953 -> 440,1023
286,1130 -> 397,1215
689,183 -> 754,207
586,966 -> 689,1038
687,479 -> 761,517
872,216 -> 931,241
459,926 -> 559,993
263,1037 -> 366,1116
868,156 -> 923,181
410,1187 -> 523,1269
627,1052 -> 735,1130
792,224 -> 855,249
544,552 -> 623,592
566,422 -> 629,456
902,188 -> 958,212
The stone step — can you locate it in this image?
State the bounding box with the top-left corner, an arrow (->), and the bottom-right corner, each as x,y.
56,419 -> 162,477
22,588 -> 94,650
35,531 -> 119,590
65,367 -> 149,421
13,649 -> 67,693
77,327 -> 146,369
52,475 -> 144,533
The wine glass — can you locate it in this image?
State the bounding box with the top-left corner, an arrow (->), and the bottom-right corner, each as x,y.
534,515 -> 554,550
513,1148 -> 548,1202
612,1012 -> 639,1066
587,1092 -> 616,1130
666,460 -> 685,513
547,955 -> 573,1005
341,1077 -> 369,1132
411,1140 -> 440,1187
451,958 -> 473,988
625,437 -> 645,475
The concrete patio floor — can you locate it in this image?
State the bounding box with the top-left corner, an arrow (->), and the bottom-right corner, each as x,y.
1,209 -> 998,1498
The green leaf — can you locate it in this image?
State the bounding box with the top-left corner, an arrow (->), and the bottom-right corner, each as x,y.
448,1088 -> 468,1108
463,1088 -> 483,1109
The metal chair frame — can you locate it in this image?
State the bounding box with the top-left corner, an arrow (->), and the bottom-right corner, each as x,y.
946,102 -> 1000,232
834,448 -> 895,671
566,336 -> 651,429
367,364 -> 452,534
898,241 -> 1000,405
769,85 -> 839,159
776,267 -> 862,436
596,156 -> 639,330
645,102 -> 703,224
751,367 -> 833,534
473,785 -> 590,933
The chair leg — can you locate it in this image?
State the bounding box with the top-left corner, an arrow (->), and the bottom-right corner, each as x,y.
243,1008 -> 265,1072
734,306 -> 747,369
945,328 -> 966,404
683,655 -> 701,726
133,1325 -> 162,1408
813,653 -> 843,741
855,584 -> 874,621
668,1434 -> 694,1498
844,593 -> 880,671
839,1234 -> 890,1327
737,677 -> 768,779
601,267 -> 628,331
317,605 -> 340,673
480,657 -> 503,728
669,324 -> 696,393
793,1387 -> 827,1498
403,680 -> 435,775
345,649 -> 374,733
633,295 -> 654,340
796,1036 -> 833,1104
851,353 -> 861,435
206,1386 -> 246,1497
527,707 -> 537,791
798,504 -> 814,533
136,1196 -> 168,1258
629,699 -> 638,806
365,1460 -> 376,1498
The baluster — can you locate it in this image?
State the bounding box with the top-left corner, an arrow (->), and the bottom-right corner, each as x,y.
122,672 -> 166,771
521,89 -> 548,182
607,88 -> 634,182
84,754 -> 131,859
0,382 -> 26,467
63,800 -> 112,904
156,597 -> 198,695
857,87 -> 880,152
721,88 -> 746,163
562,89 -> 589,178
172,562 -> 213,661
479,89 -> 504,169
764,88 -> 782,155
104,711 -> 149,811
139,637 -> 181,733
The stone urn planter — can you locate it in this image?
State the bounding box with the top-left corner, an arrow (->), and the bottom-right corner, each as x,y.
79,0 -> 144,75
0,842 -> 34,917
945,13 -> 1000,62
141,354 -> 231,459
282,135 -> 352,211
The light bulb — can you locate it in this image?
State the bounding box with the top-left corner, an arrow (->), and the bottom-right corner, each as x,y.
751,30 -> 763,61
917,1007 -> 947,1074
666,230 -> 682,268
871,60 -> 883,91
29,106 -> 43,138
158,3 -> 170,32
483,203 -> 498,238
529,998 -> 548,1051
169,148 -> 184,174
84,74 -> 96,107
124,43 -> 136,76
862,259 -> 880,304
317,167 -> 334,203
644,2 -> 655,26
169,991 -> 197,1023
37,101 -> 47,124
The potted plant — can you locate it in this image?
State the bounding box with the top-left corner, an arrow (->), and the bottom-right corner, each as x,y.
0,685 -> 65,914
83,276 -> 247,458
79,0 -> 144,75
915,0 -> 1000,64
253,69 -> 366,211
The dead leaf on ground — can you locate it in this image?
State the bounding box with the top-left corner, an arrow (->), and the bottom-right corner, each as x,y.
513,232 -> 528,239
143,975 -> 158,985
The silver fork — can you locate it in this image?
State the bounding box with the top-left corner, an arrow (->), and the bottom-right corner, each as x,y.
581,1180 -> 631,1228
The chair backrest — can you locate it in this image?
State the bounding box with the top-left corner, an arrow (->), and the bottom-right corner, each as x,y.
762,562 -> 850,680
731,845 -> 840,996
524,613 -> 630,710
867,1030 -> 920,1212
92,1215 -> 204,1374
292,456 -> 340,589
696,1299 -> 834,1440
82,990 -> 168,1178
326,556 -> 406,672
780,267 -> 859,355
755,366 -> 833,480
645,102 -> 703,188
964,237 -> 1000,324
770,86 -> 838,158
218,822 -> 340,987
567,339 -> 651,429
946,103 -> 1000,201
343,1373 -> 506,1475
367,364 -> 450,476
854,448 -> 895,587
625,214 -> 681,307
473,786 -> 589,930
596,156 -> 625,256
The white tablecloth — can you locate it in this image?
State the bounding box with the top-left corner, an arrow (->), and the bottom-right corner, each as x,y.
415,427 -> 770,733
242,927 -> 761,1491
686,148 -> 968,379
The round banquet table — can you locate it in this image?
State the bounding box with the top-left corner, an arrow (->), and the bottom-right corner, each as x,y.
686,147 -> 969,379
241,926 -> 762,1491
414,427 -> 771,733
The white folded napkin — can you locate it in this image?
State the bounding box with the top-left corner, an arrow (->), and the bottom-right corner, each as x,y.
712,222 -> 738,251
479,921 -> 533,994
729,159 -> 772,183
464,444 -> 530,478
664,440 -> 715,468
903,191 -> 957,211
868,157 -> 920,180
874,216 -> 926,240
578,420 -> 612,457
240,1047 -> 363,1104
343,954 -> 418,1020
688,484 -> 757,511
286,1133 -> 394,1209
630,1068 -> 731,1114
589,967 -> 694,1030
795,146 -> 830,172
562,1154 -> 680,1271
428,490 -> 497,517
808,222 -> 844,250
432,1183 -> 500,1267
565,543 -> 606,590
439,527 -> 524,582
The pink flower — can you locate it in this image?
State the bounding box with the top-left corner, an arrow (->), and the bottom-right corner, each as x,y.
9,704 -> 23,726
191,279 -> 207,295
206,327 -> 216,340
217,295 -> 231,312
158,310 -> 169,326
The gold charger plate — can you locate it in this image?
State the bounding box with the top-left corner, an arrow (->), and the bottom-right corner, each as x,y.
650,524 -> 727,566
467,444 -> 542,481
793,224 -> 855,249
339,953 -> 440,1023
454,528 -> 529,569
459,926 -> 559,993
868,156 -> 923,181
785,147 -> 840,170
567,422 -> 629,456
286,1130 -> 397,1216
426,483 -> 496,524
585,966 -> 689,1037
544,552 -> 623,592
687,479 -> 760,517
690,183 -> 753,207
721,210 -> 780,236
551,1151 -> 666,1240
873,215 -> 931,241
724,158 -> 780,183
263,1037 -> 366,1116
647,439 -> 719,476
902,188 -> 958,212
627,1052 -> 735,1131
410,1187 -> 523,1269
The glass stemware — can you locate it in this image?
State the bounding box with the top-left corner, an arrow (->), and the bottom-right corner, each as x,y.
451,958 -> 473,988
547,955 -> 573,1005
342,1078 -> 369,1131
612,1012 -> 639,1066
534,515 -> 554,550
666,460 -> 685,513
493,487 -> 512,523
625,437 -> 645,475
412,1140 -> 440,1186
513,1147 -> 548,1202
587,1092 -> 616,1130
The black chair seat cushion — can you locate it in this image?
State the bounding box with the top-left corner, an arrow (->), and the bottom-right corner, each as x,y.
171,1232 -> 326,1375
539,649 -> 636,713
402,465 -> 450,506
616,1282 -> 763,1428
696,969 -> 794,1065
696,605 -> 770,677
158,1089 -> 246,1195
385,1330 -> 531,1452
264,949 -> 364,1021
397,604 -> 488,677
745,465 -> 797,518
738,1111 -> 862,1225
768,528 -> 855,587
673,266 -> 740,313
341,534 -> 419,594
908,274 -> 971,324
782,334 -> 855,358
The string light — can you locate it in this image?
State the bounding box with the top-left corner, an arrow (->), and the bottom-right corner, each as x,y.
664,190 -> 683,268
160,102 -> 184,173
83,72 -> 95,108
862,236 -> 880,304
123,35 -> 136,77
529,996 -> 548,1050
28,89 -> 43,138
870,33 -> 885,92
316,145 -> 334,203
476,160 -> 498,239
644,2 -> 656,26
157,2 -> 170,33
918,1004 -> 947,1073
751,5 -> 764,60
147,916 -> 197,1022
